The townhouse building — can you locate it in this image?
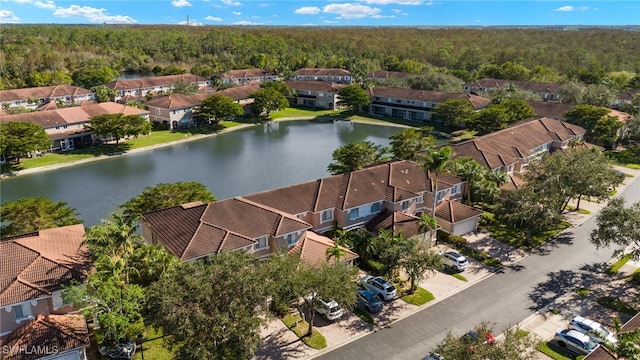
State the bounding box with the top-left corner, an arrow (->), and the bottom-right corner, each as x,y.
0,85 -> 95,110
104,74 -> 212,102
464,78 -> 563,102
293,68 -> 352,84
219,68 -> 279,85
0,224 -> 91,360
286,80 -> 346,110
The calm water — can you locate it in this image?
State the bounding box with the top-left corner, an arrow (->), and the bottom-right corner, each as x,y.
1,120 -> 428,226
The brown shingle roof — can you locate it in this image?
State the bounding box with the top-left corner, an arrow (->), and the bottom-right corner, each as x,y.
451,117 -> 586,170
0,85 -> 93,103
527,100 -> 577,119
434,200 -> 483,223
0,225 -> 90,307
286,80 -> 346,93
144,93 -> 209,109
104,74 -> 208,91
369,86 -> 491,110
287,231 -> 358,268
0,102 -> 149,127
365,210 -> 424,238
0,314 -> 89,360
215,84 -> 261,100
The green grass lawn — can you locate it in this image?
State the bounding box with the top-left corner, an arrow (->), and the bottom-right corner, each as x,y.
536,341 -> 583,360
401,287 -> 435,306
606,148 -> 640,169
353,308 -> 376,324
488,221 -> 572,249
281,313 -> 327,350
451,273 -> 468,282
607,254 -> 633,274
269,108 -> 342,119
564,205 -> 591,214
132,327 -> 175,360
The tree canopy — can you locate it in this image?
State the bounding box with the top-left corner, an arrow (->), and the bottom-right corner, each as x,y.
199,94 -> 244,123
327,140 -> 389,175
121,181 -> 216,220
86,114 -> 151,145
0,122 -> 52,163
0,197 -> 81,238
250,87 -> 289,118
337,84 -> 370,111
590,198 -> 640,260
431,99 -> 475,128
389,127 -> 435,161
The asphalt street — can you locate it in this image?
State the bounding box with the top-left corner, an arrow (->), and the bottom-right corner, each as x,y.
316,175 -> 640,360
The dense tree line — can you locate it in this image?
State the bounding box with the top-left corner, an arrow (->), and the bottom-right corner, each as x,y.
1,25 -> 639,90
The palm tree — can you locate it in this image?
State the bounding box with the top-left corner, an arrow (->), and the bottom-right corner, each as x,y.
326,243 -> 347,264
417,214 -> 438,242
421,146 -> 454,243
448,156 -> 484,204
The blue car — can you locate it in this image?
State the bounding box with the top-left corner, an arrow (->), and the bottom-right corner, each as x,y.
356,289 -> 384,313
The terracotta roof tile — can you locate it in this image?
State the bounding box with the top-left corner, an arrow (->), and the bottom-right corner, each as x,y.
221,69 -> 276,78
142,203 -> 207,259
0,85 -> 93,103
435,200 -> 483,223
365,210 -> 423,238
243,180 -> 320,215
0,314 -> 89,360
0,102 -> 149,127
527,100 -> 576,119
0,225 -> 89,307
287,231 -> 358,268
105,74 -> 208,91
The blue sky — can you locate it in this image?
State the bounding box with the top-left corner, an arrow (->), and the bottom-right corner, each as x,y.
1,0 -> 638,26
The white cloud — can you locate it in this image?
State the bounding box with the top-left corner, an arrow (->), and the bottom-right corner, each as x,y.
323,3 -> 381,19
0,10 -> 20,23
234,20 -> 261,25
179,20 -> 203,25
52,5 -> 137,23
360,0 -> 422,5
295,6 -> 320,15
172,0 -> 192,7
554,6 -> 574,11
222,0 -> 241,6
577,6 -> 589,11
13,0 -> 56,9
205,15 -> 223,21
372,14 -> 395,18
232,11 -> 241,15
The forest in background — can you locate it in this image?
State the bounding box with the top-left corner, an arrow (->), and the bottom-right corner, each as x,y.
1,25 -> 640,90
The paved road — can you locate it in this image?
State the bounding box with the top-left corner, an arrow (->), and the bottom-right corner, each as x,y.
316,175 -> 640,360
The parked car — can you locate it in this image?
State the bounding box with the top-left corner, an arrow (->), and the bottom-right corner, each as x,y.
356,289 -> 384,313
555,328 -> 600,355
306,294 -> 344,321
360,275 -> 397,301
442,251 -> 469,272
569,316 -> 617,344
460,330 -> 495,351
422,352 -> 445,360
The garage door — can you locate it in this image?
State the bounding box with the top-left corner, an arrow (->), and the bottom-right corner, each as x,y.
453,218 -> 477,236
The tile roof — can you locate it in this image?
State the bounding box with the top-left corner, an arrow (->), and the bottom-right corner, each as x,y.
0,102 -> 149,128
369,86 -> 491,110
294,68 -> 351,77
0,314 -> 89,360
451,117 -> 586,170
285,80 -> 346,93
527,100 -> 577,119
434,200 -> 483,223
0,85 -> 93,103
466,78 -> 563,94
287,231 -> 358,268
104,74 -> 209,91
145,84 -> 260,110
221,68 -> 276,78
0,225 -> 90,307
365,210 -> 424,238
215,84 -> 261,100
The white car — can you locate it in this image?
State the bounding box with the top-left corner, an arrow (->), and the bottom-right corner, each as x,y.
360,275 -> 397,301
442,251 -> 469,272
569,316 -> 617,344
555,328 -> 600,355
305,294 -> 344,321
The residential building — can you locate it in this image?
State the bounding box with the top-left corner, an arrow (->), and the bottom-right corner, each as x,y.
0,85 -> 95,110
368,86 -> 491,123
293,68 -> 352,84
0,224 -> 91,360
286,80 -> 346,110
450,117 -> 586,192
144,84 -> 259,129
368,70 -> 419,83
142,160 -> 482,263
464,78 -> 563,102
0,102 -> 149,158
613,89 -> 640,109
583,312 -> 640,360
287,231 -> 359,267
104,74 -> 212,102
219,68 -> 279,85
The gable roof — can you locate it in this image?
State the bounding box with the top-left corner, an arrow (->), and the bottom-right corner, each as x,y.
145,84 -> 260,110
450,117 -> 586,170
435,200 -> 483,223
285,80 -> 346,93
0,85 -> 93,103
287,231 -> 358,267
0,102 -> 149,128
466,78 -> 563,94
369,86 -> 491,110
365,209 -> 424,238
0,225 -> 90,307
527,100 -> 577,119
104,74 -> 209,91
221,68 -> 276,79
294,68 -> 351,77
0,314 -> 89,360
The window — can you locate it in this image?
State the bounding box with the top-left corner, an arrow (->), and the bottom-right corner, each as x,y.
417,196 -> 423,204
285,233 -> 297,247
52,290 -> 71,309
437,191 -> 445,202
401,201 -> 410,211
370,202 -> 381,214
13,303 -> 32,320
321,209 -> 334,223
451,184 -> 462,195
349,208 -> 359,220
318,92 -> 324,97
253,236 -> 268,251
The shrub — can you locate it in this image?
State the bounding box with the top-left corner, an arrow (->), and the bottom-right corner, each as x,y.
151,121 -> 170,131
363,259 -> 385,276
479,212 -> 495,227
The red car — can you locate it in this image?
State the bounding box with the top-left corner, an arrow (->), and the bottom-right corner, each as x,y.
460,330 -> 495,351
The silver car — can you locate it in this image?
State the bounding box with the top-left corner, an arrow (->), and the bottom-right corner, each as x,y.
360,275 -> 397,301
555,328 -> 600,355
569,316 -> 617,344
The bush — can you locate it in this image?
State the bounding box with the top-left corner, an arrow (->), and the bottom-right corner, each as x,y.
363,259 -> 385,275
437,230 -> 467,248
479,212 -> 495,227
151,121 -> 170,131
